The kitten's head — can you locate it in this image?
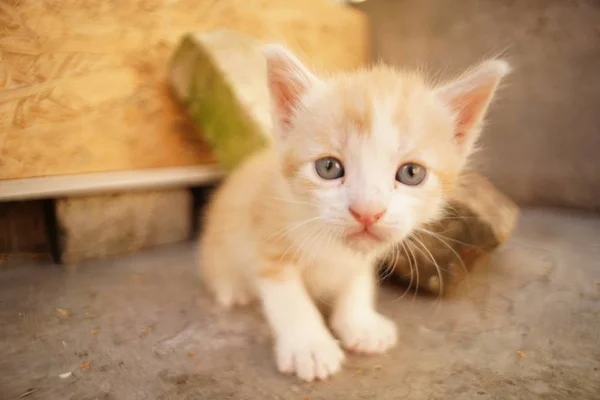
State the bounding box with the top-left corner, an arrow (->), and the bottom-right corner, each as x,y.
264,45 -> 509,254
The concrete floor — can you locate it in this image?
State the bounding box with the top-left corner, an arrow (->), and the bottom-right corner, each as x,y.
1,208 -> 599,399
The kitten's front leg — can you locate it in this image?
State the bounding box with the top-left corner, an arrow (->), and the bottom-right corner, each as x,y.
258,267 -> 344,382
330,268 -> 397,354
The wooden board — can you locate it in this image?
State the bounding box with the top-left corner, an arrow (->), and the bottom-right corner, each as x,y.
0,201 -> 49,254
0,0 -> 369,180
55,189 -> 193,264
0,165 -> 223,201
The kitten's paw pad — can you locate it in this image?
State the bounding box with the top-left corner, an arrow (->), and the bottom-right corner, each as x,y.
332,312 -> 397,355
276,334 -> 345,382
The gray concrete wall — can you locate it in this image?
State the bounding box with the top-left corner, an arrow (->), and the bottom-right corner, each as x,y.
357,0 -> 600,210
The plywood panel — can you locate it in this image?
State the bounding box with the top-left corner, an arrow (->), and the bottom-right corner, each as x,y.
0,0 -> 369,180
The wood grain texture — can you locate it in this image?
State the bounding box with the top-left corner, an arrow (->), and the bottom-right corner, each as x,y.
0,0 -> 369,180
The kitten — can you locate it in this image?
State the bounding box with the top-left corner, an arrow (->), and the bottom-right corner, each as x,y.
198,45 -> 509,381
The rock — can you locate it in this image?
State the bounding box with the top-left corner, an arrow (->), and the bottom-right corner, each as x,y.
379,171 -> 520,296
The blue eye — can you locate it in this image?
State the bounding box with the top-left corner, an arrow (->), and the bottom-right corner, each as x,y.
396,163 -> 427,186
315,157 -> 344,180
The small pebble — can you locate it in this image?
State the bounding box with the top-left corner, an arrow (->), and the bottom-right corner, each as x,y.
140,327 -> 152,337
516,350 -> 527,359
59,372 -> 72,379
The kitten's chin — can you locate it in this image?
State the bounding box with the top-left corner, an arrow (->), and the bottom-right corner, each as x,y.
342,227 -> 410,256
342,230 -> 392,254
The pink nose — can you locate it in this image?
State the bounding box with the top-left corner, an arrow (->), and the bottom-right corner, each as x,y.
349,207 -> 386,227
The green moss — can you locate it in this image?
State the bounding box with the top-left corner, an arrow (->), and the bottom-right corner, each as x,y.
170,35 -> 268,172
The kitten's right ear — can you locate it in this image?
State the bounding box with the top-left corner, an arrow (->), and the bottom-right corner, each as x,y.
263,44 -> 318,137
435,59 -> 510,157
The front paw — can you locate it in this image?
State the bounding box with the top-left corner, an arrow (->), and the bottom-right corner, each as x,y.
331,311 -> 397,355
275,331 -> 345,382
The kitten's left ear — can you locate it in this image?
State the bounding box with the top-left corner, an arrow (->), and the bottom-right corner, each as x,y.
436,60 -> 510,155
263,44 -> 319,138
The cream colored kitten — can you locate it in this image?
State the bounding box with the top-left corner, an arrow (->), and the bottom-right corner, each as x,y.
199,45 -> 509,382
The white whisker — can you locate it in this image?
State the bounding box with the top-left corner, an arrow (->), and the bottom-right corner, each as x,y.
416,227 -> 471,296
276,222 -> 321,266
410,235 -> 444,307
263,195 -> 318,207
392,241 -> 414,301
404,237 -> 421,301
264,216 -> 322,242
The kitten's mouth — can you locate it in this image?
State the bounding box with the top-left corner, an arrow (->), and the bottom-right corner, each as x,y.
346,228 -> 384,243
